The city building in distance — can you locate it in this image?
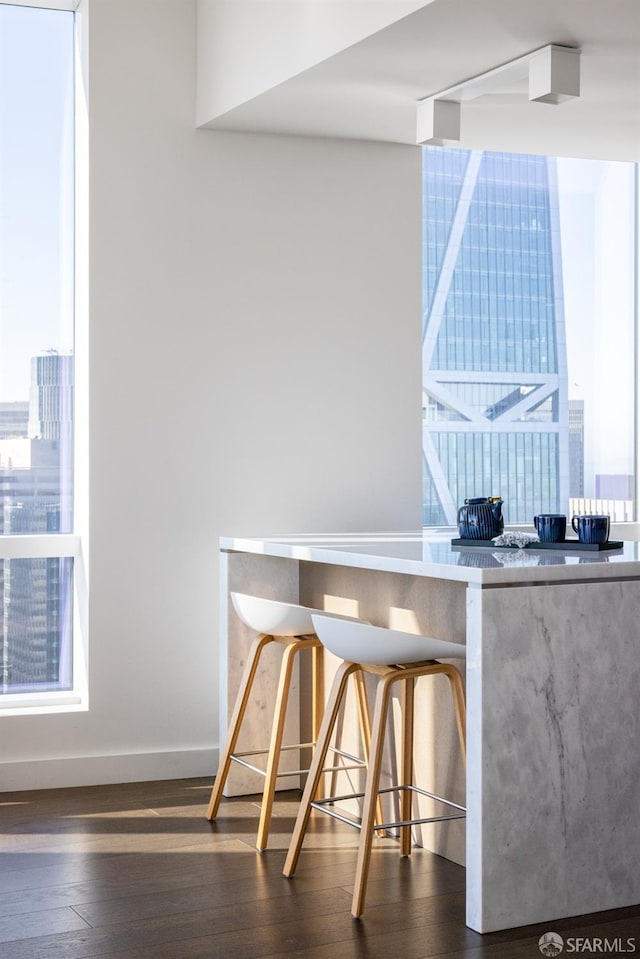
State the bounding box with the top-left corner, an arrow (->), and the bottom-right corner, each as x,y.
0,353 -> 74,691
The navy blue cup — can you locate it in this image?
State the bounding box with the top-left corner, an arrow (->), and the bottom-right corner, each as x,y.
571,514 -> 610,545
533,513 -> 566,543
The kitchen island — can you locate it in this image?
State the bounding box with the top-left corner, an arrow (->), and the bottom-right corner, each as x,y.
219,530 -> 640,933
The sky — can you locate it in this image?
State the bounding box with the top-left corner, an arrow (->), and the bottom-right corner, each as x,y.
0,4 -> 74,403
557,157 -> 636,484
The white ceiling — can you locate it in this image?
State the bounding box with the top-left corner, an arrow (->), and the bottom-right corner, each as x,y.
203,0 -> 640,161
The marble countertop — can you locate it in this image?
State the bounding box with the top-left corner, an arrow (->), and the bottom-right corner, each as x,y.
220,528 -> 640,585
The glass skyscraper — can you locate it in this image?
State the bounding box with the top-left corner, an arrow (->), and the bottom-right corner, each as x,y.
422,148 -> 569,526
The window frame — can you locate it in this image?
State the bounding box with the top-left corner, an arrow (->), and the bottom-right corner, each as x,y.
0,2 -> 87,716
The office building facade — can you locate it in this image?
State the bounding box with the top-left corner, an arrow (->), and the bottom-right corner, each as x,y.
422,148 -> 569,526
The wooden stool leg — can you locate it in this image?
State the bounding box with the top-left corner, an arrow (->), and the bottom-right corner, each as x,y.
311,642 -> 324,742
256,639 -> 301,851
283,660 -> 360,878
351,670 -> 395,918
400,676 -> 415,856
353,671 -> 385,831
311,643 -> 325,802
207,633 -> 274,820
442,663 -> 467,765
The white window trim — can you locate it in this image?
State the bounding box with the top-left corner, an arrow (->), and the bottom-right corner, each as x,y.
0,534 -> 78,561
0,2 -> 80,11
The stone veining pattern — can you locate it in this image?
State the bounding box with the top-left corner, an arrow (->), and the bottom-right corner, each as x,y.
466,580 -> 640,932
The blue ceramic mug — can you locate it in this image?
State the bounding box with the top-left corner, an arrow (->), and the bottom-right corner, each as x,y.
571,514 -> 610,545
533,514 -> 566,543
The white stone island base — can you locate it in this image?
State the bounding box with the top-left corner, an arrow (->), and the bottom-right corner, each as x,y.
219,532 -> 640,933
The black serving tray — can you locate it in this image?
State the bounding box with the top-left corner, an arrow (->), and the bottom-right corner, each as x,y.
451,538 -> 624,552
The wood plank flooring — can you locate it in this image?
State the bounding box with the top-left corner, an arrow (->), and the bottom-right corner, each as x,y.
1,778 -> 638,958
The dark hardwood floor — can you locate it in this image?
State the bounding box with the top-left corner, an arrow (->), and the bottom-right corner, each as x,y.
1,778 -> 638,959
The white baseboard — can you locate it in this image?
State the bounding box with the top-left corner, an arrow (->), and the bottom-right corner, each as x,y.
0,746 -> 218,793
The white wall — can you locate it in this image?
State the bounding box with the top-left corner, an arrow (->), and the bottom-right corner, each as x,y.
0,0 -> 422,790
196,0 -> 430,126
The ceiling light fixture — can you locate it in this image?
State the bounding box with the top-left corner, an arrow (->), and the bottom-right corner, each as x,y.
416,44 -> 581,145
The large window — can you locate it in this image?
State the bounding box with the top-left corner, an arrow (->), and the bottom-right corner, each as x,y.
422,148 -> 638,527
0,4 -> 77,706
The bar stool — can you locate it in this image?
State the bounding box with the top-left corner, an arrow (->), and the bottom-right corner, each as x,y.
207,593 -> 375,851
283,614 -> 466,917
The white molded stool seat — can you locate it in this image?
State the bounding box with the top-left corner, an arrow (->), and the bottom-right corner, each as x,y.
311,614 -> 465,665
231,592 -> 355,637
283,615 -> 467,917
207,595 -> 375,852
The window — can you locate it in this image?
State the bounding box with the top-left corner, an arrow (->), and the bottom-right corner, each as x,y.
422,148 -> 638,527
0,4 -> 79,708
